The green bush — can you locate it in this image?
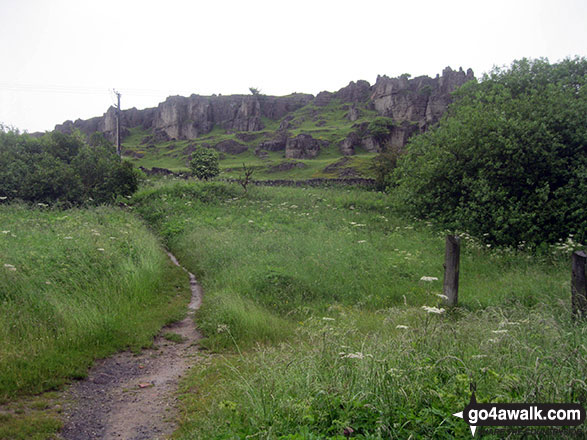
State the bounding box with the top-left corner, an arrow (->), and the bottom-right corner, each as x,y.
392,57 -> 587,247
367,117 -> 395,143
0,128 -> 139,205
189,147 -> 220,180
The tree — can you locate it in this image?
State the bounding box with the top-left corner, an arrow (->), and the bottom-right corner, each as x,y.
190,148 -> 220,180
370,148 -> 401,191
0,128 -> 139,205
392,57 -> 587,247
237,163 -> 254,194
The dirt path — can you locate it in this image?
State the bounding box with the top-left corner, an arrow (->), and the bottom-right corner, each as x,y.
60,253 -> 202,440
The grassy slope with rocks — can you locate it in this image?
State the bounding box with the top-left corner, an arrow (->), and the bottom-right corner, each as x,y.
131,180 -> 586,439
121,99 -> 379,179
0,204 -> 190,439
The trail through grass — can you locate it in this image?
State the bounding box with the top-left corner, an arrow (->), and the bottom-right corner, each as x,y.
131,181 -> 586,439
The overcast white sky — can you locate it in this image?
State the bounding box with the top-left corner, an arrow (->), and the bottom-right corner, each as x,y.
1,0 -> 585,133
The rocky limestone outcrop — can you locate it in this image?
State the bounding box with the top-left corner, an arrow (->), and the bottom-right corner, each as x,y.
361,136 -> 381,153
285,134 -> 325,159
56,106 -> 155,142
371,67 -> 474,131
313,91 -> 333,107
56,93 -> 312,143
346,105 -> 360,122
213,139 -> 248,154
258,131 -> 289,152
334,80 -> 371,102
339,132 -> 360,156
260,94 -> 313,119
55,68 -> 473,152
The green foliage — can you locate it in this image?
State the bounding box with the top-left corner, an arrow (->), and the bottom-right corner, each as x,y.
189,148 -> 220,180
370,148 -> 401,191
393,57 -> 587,247
0,129 -> 139,205
367,117 -> 395,143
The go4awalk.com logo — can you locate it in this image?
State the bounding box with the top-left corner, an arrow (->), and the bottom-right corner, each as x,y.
452,391 -> 585,437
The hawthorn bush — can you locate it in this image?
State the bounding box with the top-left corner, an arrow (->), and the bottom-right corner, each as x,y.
392,57 -> 586,248
0,128 -> 139,205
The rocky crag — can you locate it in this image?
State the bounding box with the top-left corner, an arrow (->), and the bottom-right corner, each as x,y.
56,67 -> 474,159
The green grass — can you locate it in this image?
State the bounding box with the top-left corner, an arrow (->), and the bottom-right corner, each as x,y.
0,204 -> 190,402
163,332 -> 186,343
130,181 -> 586,439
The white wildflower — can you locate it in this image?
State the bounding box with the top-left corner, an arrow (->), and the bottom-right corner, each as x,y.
3,264 -> 16,271
97,248 -> 105,252
420,276 -> 438,282
248,220 -> 254,223
422,306 -> 445,314
322,317 -> 335,321
342,352 -> 365,359
217,324 -> 229,334
435,294 -> 449,300
357,240 -> 367,243
396,325 -> 409,329
64,236 -> 73,240
1,230 -> 9,234
0,196 -> 7,200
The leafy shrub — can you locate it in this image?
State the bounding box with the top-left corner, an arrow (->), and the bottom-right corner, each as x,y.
189,148 -> 220,180
0,128 -> 139,205
367,117 -> 395,143
392,57 -> 587,247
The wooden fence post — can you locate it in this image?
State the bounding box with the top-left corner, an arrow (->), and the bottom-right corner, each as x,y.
571,250 -> 587,319
443,235 -> 461,307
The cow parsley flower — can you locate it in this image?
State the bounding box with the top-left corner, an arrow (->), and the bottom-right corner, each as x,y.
422,306 -> 445,314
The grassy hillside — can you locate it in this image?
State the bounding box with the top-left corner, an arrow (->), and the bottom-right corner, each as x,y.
131,180 -> 586,439
0,204 -> 190,437
120,99 -> 379,179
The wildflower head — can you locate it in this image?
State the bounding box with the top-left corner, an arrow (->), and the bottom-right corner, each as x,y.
421,305 -> 445,314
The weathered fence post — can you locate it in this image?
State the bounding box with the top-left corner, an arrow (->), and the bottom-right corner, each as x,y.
443,235 -> 461,307
571,250 -> 587,319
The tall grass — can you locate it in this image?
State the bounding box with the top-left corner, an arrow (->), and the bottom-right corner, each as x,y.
0,204 -> 189,401
131,181 -> 586,439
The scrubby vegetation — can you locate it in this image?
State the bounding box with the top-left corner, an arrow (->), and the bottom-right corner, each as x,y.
190,147 -> 220,180
131,180 -> 586,439
392,57 -> 587,248
0,128 -> 140,205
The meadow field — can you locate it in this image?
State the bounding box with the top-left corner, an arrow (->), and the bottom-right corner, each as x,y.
0,204 -> 190,438
130,180 -> 586,439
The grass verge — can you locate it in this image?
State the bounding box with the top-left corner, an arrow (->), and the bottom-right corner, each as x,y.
0,203 -> 190,438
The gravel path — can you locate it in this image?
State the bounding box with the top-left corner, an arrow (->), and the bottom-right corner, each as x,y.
59,253 -> 202,440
